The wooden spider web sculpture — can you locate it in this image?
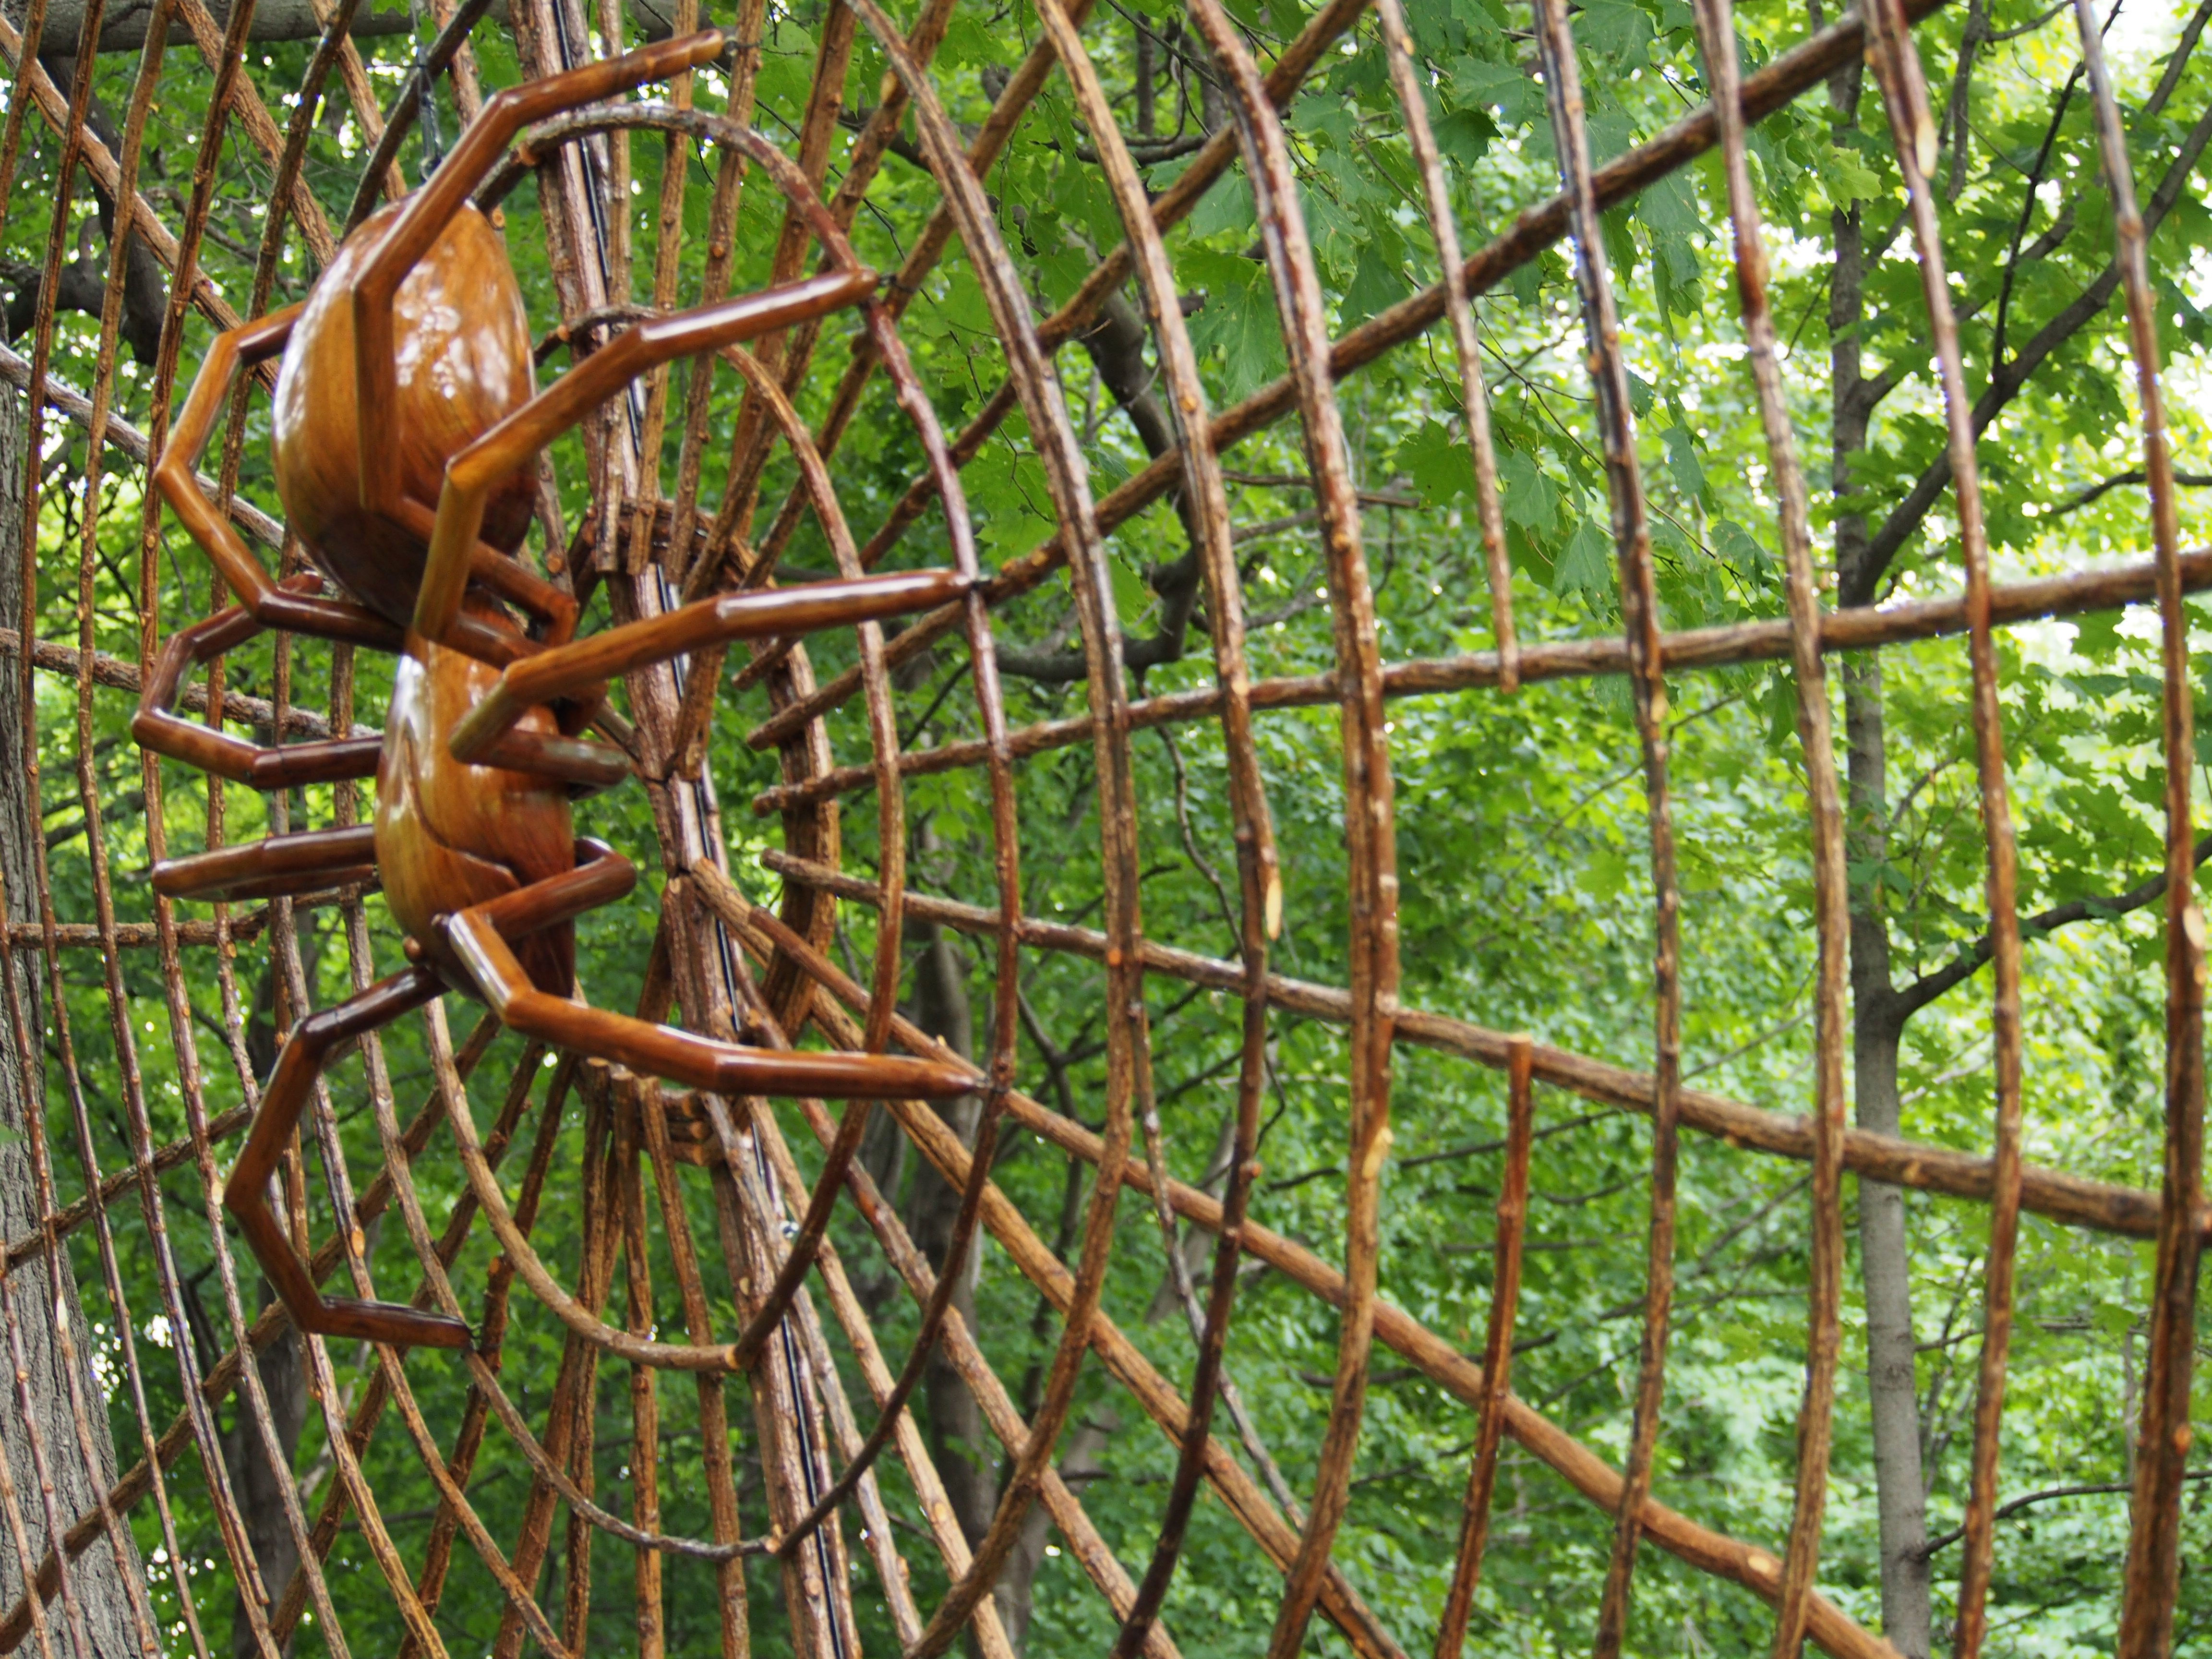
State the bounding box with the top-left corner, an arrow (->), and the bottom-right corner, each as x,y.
0,0 -> 2197,1656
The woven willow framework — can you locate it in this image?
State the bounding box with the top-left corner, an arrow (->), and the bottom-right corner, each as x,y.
0,0 -> 2196,1654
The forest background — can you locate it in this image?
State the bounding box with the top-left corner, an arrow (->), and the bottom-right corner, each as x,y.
0,0 -> 2208,1652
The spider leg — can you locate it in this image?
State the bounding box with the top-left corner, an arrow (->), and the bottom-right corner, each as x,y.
135,585 -> 386,789
409,267 -> 881,651
469,539 -> 580,647
153,308 -> 404,653
350,29 -> 729,529
152,823 -> 378,905
469,727 -> 631,797
438,842 -> 978,1103
387,521 -> 634,790
383,493 -> 586,649
224,964 -> 469,1349
446,568 -> 965,768
142,593 -> 626,798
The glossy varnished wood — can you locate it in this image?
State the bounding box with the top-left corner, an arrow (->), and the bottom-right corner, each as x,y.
137,30 -> 985,1354
223,966 -> 470,1349
274,200 -> 538,627
377,601 -> 578,996
448,566 -> 968,764
133,573 -> 386,786
151,308 -> 402,649
409,265 -> 880,649
349,30 -> 731,530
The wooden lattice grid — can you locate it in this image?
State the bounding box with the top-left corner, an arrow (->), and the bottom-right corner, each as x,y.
0,0 -> 2199,1655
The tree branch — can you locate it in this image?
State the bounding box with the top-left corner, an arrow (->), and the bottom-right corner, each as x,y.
837,105 -> 929,172
2146,0 -> 2212,118
2051,468 -> 2212,516
1842,94 -> 2212,604
5,53 -> 166,364
26,0 -> 410,49
996,287 -> 1206,685
1919,1471 -> 2212,1558
1990,61 -> 2084,374
1889,831 -> 2212,1022
1939,0 -> 1988,203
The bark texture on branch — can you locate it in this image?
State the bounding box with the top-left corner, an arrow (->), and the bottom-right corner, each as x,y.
9,0 -> 409,50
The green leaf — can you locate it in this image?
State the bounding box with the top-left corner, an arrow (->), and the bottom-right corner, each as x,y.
1662,425 -> 1709,507
1764,667 -> 1799,751
1452,57 -> 1537,128
1180,245 -> 1253,293
1500,452 -> 1559,535
1638,169 -> 1702,240
2072,610 -> 2125,661
1579,0 -> 1654,66
1554,516 -> 1614,597
1587,843 -> 1629,901
1188,263 -> 1286,400
1825,142 -> 1883,204
1398,422 -> 1475,505
1109,556 -> 1152,627
1713,517 -> 1773,582
1189,174 -> 1255,241
1587,107 -> 1635,164
1346,236 -> 1408,321
1434,106 -> 1497,168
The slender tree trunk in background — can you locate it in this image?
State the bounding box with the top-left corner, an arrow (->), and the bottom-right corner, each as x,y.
1829,52 -> 1936,1641
222,1320 -> 304,1659
907,917 -> 993,1548
906,902 -> 1095,1654
997,1415 -> 1110,1652
0,385 -> 148,1654
1844,658 -> 1934,1659
224,960 -> 308,1659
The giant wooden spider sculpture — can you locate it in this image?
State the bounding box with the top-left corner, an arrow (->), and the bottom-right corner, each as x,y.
135,31 -> 975,1352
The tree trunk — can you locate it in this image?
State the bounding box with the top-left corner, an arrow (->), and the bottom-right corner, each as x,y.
224,961 -> 310,1659
906,917 -> 995,1550
906,903 -> 1098,1656
1844,657 -> 1934,1659
222,1319 -> 305,1659
996,1414 -> 1111,1652
0,384 -> 149,1655
1830,91 -> 1935,1636
15,54 -> 168,367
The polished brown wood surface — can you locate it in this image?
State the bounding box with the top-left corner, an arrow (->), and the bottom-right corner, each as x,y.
152,822 -> 378,902
444,902 -> 980,1102
377,602 -> 577,995
132,575 -> 386,786
409,266 -> 877,650
136,32 -> 988,1352
349,30 -> 726,533
223,965 -> 471,1349
274,200 -> 538,627
448,567 -> 967,765
151,308 -> 405,649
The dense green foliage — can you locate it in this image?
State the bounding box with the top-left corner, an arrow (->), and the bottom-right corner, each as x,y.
3,0 -> 2212,1653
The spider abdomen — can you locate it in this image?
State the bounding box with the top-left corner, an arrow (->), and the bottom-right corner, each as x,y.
274,201 -> 538,630
377,616 -> 575,995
